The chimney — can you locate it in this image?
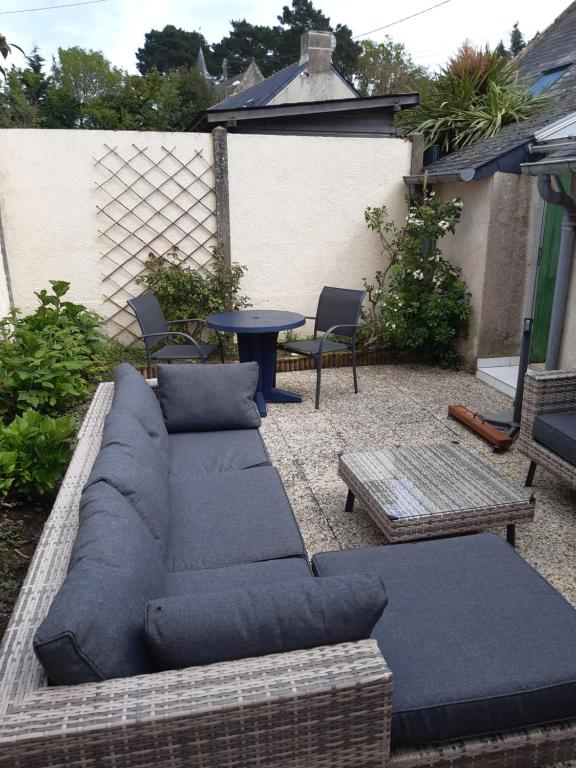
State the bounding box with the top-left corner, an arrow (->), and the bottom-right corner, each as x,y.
299,30 -> 336,73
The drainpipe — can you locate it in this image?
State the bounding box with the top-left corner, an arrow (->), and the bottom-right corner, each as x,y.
536,174 -> 576,370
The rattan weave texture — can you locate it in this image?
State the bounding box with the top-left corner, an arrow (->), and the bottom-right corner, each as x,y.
518,369 -> 576,489
339,443 -> 535,543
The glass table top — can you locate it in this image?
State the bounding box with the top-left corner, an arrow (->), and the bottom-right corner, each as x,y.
339,443 -> 534,520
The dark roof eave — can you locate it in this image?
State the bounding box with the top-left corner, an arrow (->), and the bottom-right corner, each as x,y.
203,93 -> 419,123
405,140 -> 534,185
404,169 -> 476,184
521,156 -> 576,174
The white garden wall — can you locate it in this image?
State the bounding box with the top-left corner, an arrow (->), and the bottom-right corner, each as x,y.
227,133 -> 411,333
0,234 -> 10,318
0,128 -> 412,339
0,129 -> 216,337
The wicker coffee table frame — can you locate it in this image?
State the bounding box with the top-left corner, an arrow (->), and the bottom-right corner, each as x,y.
339,445 -> 535,545
0,382 -> 574,768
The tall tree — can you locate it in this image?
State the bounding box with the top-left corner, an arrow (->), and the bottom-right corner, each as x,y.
136,26 -> 208,75
496,21 -> 527,60
211,20 -> 282,78
355,38 -> 429,96
0,48 -> 48,127
509,22 -> 526,56
209,0 -> 362,79
44,47 -> 123,128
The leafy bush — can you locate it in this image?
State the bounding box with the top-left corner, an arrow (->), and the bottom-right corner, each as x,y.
0,281 -> 105,420
397,43 -> 546,153
361,193 -> 471,368
0,410 -> 75,497
136,246 -> 250,321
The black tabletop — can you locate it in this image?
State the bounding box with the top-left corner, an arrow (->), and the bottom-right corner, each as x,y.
206,310 -> 306,334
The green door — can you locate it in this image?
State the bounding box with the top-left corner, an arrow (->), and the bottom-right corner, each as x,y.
530,185 -> 567,363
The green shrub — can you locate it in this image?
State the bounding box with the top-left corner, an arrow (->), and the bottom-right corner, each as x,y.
0,410 -> 75,498
361,193 -> 471,368
0,281 -> 105,420
136,246 -> 250,321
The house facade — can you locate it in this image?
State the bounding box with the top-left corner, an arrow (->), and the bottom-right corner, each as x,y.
405,1 -> 576,383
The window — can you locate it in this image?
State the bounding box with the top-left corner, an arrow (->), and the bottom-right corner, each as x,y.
530,64 -> 572,95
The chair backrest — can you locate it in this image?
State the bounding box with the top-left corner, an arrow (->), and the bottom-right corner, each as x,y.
127,293 -> 169,349
315,287 -> 366,339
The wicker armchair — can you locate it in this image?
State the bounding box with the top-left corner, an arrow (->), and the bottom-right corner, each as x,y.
2,382 -> 576,767
517,369 -> 576,488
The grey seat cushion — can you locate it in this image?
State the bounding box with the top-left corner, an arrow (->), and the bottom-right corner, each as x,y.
168,429 -> 270,477
157,362 -> 261,433
145,575 -> 387,670
312,533 -> 576,748
34,482 -> 165,685
280,338 -> 350,356
166,466 -> 306,571
85,410 -> 171,544
533,411 -> 576,466
112,363 -> 168,458
165,557 -> 312,596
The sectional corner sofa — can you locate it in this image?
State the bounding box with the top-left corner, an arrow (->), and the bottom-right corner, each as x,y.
2,362 -> 576,768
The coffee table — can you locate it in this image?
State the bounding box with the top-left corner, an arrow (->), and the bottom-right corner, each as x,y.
339,443 -> 535,546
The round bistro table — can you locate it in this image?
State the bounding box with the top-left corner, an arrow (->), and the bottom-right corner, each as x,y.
205,309 -> 306,417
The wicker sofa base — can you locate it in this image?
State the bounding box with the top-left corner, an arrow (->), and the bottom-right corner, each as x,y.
390,719 -> 576,767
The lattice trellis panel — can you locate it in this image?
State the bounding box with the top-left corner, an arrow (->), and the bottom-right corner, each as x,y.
94,142 -> 217,340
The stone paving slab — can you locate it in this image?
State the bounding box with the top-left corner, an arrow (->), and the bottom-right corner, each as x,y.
260,364 -> 576,768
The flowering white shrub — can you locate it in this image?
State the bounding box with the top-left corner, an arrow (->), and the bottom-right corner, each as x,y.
361,192 -> 471,368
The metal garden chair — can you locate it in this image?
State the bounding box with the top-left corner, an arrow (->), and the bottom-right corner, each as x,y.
278,286 -> 365,409
127,293 -> 224,377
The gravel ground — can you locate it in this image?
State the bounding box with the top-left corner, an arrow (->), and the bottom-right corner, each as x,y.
261,364 -> 576,768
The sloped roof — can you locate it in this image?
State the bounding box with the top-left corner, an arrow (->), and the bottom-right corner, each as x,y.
210,61 -> 357,110
210,62 -> 307,109
416,1 -> 576,180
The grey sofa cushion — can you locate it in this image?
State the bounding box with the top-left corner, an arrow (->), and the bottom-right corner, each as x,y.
166,466 -> 306,571
157,362 -> 261,433
312,533 -> 576,747
34,482 -> 165,685
165,557 -> 312,597
533,411 -> 576,466
146,575 -> 387,670
112,363 -> 168,457
168,429 -> 269,478
85,411 -> 171,544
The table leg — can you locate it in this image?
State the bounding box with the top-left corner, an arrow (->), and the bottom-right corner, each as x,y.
506,524 -> 516,548
345,490 -> 355,513
237,332 -> 302,417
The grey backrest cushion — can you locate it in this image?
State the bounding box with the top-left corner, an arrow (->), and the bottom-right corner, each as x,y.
113,363 -> 169,458
85,410 -> 171,544
157,362 -> 261,433
34,481 -> 165,685
145,574 -> 387,670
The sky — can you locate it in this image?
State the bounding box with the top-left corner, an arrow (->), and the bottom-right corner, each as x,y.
0,0 -> 572,74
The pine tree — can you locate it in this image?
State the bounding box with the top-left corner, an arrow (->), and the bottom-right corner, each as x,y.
509,22 -> 526,56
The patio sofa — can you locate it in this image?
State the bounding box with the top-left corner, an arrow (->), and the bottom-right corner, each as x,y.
2,363 -> 576,768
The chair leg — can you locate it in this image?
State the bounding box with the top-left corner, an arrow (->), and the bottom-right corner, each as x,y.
352,338 -> 358,394
315,356 -> 322,410
525,461 -> 537,487
146,351 -> 152,379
